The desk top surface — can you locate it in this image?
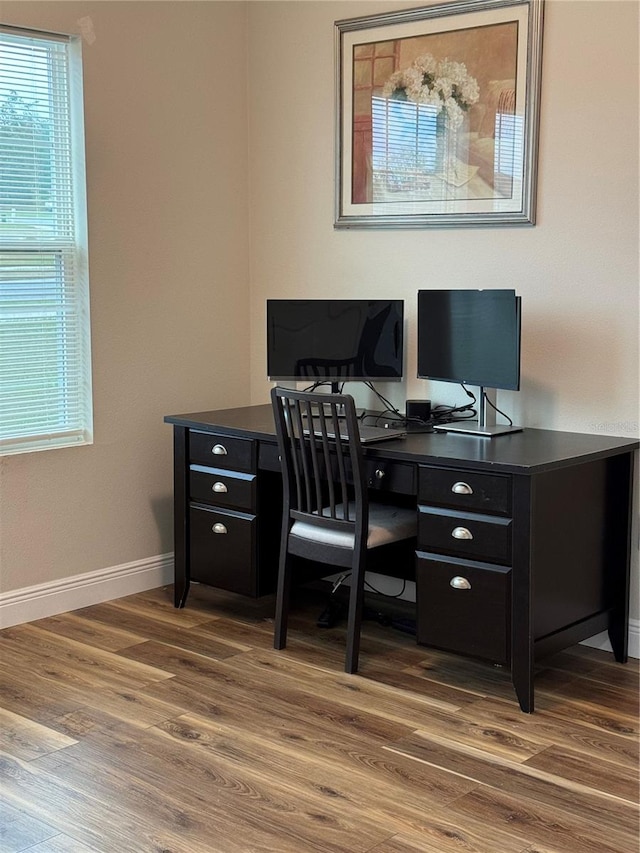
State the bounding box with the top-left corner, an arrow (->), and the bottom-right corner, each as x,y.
165,404 -> 638,475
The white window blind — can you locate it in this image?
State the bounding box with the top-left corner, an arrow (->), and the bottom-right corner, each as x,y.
0,26 -> 92,455
371,96 -> 440,198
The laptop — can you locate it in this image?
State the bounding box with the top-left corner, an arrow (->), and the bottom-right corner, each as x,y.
305,420 -> 406,444
358,424 -> 407,444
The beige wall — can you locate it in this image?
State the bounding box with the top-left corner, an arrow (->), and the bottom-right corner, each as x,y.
248,0 -> 639,433
1,2 -> 638,623
247,1 -> 639,615
0,2 -> 251,593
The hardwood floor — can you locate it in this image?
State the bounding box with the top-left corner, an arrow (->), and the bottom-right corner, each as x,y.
0,584 -> 638,853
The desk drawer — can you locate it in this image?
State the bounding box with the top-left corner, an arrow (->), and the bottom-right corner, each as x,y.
259,441 -> 282,472
419,466 -> 511,515
190,431 -> 255,473
418,506 -> 512,564
416,552 -> 511,663
190,505 -> 257,596
365,458 -> 416,494
190,466 -> 256,511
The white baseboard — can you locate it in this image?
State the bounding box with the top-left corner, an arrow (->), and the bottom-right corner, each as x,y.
0,553 -> 174,629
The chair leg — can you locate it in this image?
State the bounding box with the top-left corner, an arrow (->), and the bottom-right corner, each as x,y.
345,554 -> 366,674
274,548 -> 292,650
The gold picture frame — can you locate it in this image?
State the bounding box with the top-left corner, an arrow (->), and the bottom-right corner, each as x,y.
334,0 -> 544,228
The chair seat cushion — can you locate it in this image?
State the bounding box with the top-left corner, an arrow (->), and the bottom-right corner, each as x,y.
290,502 -> 416,550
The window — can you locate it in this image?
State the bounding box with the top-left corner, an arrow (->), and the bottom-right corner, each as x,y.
0,26 -> 92,456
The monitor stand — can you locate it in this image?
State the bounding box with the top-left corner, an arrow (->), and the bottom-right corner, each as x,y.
433,387 -> 523,438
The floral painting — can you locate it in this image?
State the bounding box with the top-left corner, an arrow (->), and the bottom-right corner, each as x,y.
335,0 -> 544,228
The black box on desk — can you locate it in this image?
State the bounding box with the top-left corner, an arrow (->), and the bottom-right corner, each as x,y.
406,400 -> 431,422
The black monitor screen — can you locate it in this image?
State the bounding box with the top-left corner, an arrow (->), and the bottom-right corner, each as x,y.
267,299 -> 404,382
417,290 -> 521,390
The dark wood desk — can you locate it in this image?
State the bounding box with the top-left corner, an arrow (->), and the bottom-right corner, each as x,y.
165,404 -> 638,712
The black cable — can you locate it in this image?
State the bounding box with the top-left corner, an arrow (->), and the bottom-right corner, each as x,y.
483,390 -> 514,426
445,384 -> 478,422
430,385 -> 477,424
362,381 -> 437,429
302,380 -> 346,394
363,381 -> 403,418
364,577 -> 407,599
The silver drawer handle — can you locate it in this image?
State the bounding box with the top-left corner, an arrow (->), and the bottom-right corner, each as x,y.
452,526 -> 473,540
212,523 -> 227,534
452,481 -> 473,495
450,576 -> 472,590
212,444 -> 228,455
212,482 -> 228,493
375,468 -> 385,480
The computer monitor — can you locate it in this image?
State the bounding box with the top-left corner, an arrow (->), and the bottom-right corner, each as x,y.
417,289 -> 522,436
267,299 -> 404,391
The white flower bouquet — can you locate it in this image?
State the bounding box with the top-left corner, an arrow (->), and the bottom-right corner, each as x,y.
382,53 -> 480,129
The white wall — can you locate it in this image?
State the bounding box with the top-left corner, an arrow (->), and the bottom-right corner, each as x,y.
247,0 -> 639,621
0,2 -> 251,596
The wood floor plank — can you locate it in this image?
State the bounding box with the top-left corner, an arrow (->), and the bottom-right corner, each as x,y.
543,647 -> 640,690
0,708 -> 77,762
0,800 -> 60,853
1,587 -> 638,853
286,615 -> 431,671
0,751 -> 191,853
69,601 -> 255,659
557,644 -> 640,672
81,592 -> 218,629
31,730 -> 392,853
153,710 -> 477,821
2,748 -> 302,853
0,657 -> 185,735
116,638 -> 256,681
228,616 -> 484,709
0,666 -> 81,725
131,643 -> 416,747
16,836 -> 100,852
445,784 -> 637,853
538,668 -> 640,718
534,682 -> 639,737
404,654 -> 519,704
193,613 -> 278,650
229,648 -> 547,760
385,731 -> 638,840
203,644 -> 469,714
455,696 -> 640,771
523,743 -> 639,802
149,713 -> 557,853
367,828 -> 531,853
0,625 -> 173,691
144,677 -> 478,809
135,583 -> 275,623
28,611 -> 145,652
112,583 -> 277,631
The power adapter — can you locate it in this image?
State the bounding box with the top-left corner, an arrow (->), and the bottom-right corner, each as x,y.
406,399 -> 431,422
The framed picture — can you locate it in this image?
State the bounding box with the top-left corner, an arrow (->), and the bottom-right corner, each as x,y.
334,0 -> 544,228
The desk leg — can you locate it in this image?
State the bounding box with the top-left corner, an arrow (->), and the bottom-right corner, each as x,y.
607,451 -> 635,663
511,475 -> 534,713
512,649 -> 534,713
173,425 -> 190,609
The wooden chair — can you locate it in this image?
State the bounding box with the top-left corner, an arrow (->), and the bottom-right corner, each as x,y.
270,386 -> 417,673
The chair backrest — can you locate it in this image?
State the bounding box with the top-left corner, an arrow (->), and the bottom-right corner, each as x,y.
295,358 -> 359,381
270,387 -> 368,549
